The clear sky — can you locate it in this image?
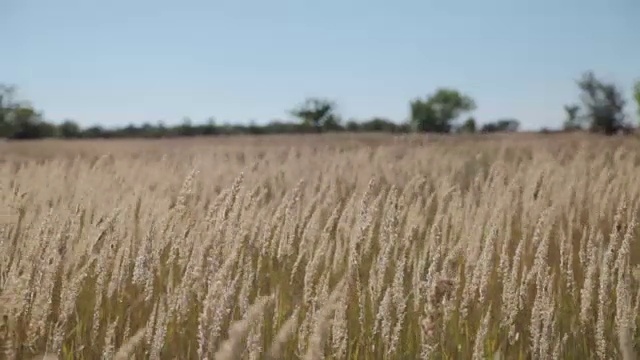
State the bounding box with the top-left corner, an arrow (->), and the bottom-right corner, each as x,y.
3,0 -> 639,130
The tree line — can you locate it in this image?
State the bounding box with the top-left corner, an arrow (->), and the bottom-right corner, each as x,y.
1,71 -> 638,140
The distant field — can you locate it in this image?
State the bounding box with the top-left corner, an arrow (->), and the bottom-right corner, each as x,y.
0,133 -> 638,359
0,131 -> 600,160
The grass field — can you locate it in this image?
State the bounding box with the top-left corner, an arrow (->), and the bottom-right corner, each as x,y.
0,133 -> 639,359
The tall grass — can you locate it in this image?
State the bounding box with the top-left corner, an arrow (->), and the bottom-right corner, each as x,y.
0,134 -> 638,359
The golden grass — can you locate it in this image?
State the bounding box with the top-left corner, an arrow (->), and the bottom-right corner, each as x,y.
0,133 -> 638,359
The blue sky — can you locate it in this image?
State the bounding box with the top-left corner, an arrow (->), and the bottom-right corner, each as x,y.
3,0 -> 639,130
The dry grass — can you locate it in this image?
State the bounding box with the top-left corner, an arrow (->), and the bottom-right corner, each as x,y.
0,133 -> 638,359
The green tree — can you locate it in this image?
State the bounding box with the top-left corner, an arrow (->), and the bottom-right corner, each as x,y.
575,71 -> 628,135
322,114 -> 344,132
563,104 -> 581,131
154,121 -> 168,137
247,120 -> 266,135
201,117 -> 218,135
290,98 -> 338,133
8,106 -> 50,139
410,88 -> 476,133
0,84 -> 17,137
360,117 -> 398,132
345,120 -> 360,132
634,80 -> 640,125
36,121 -> 58,138
0,83 -> 57,139
59,119 -> 82,138
458,116 -> 477,133
177,117 -> 195,136
83,125 -> 108,138
481,118 -> 520,133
